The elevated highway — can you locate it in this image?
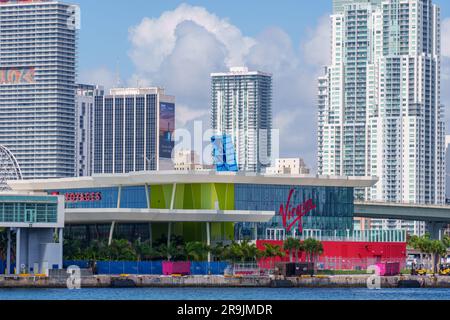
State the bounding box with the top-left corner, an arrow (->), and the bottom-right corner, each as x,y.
355,201 -> 450,239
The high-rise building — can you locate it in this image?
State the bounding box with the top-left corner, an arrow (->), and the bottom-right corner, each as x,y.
211,67 -> 272,173
265,158 -> 311,175
92,88 -> 175,174
0,0 -> 78,179
318,0 -> 445,235
445,135 -> 450,204
75,84 -> 104,177
444,135 -> 450,235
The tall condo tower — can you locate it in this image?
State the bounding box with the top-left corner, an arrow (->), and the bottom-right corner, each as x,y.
211,67 -> 273,173
0,0 -> 78,179
75,84 -> 104,177
318,0 -> 445,235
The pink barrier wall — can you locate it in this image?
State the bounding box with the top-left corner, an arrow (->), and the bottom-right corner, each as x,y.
376,263 -> 400,276
162,261 -> 191,275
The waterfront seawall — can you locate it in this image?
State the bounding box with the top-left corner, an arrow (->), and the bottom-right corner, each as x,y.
1,275 -> 450,289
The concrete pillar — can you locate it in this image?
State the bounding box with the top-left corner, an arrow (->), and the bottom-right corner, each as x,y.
108,221 -> 116,246
427,222 -> 446,240
145,184 -> 150,208
170,183 -> 177,210
15,228 -> 21,275
6,228 -> 11,275
59,228 -> 64,269
206,222 -> 211,263
117,186 -> 122,209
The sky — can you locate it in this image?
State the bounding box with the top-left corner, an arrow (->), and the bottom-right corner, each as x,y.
74,0 -> 450,171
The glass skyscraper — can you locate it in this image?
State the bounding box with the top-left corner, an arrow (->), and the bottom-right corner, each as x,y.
211,67 -> 272,173
92,88 -> 175,174
0,0 -> 78,179
318,0 -> 445,235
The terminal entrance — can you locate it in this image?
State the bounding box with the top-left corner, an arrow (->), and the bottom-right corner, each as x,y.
1,227 -> 63,275
0,193 -> 64,275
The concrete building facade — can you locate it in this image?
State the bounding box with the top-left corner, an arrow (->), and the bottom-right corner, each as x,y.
266,158 -> 311,175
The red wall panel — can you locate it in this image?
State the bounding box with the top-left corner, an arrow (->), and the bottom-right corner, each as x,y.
257,240 -> 407,260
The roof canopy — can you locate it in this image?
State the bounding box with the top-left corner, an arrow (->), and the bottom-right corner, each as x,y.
8,170 -> 378,191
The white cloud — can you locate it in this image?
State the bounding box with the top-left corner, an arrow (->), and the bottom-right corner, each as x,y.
245,27 -> 298,73
156,21 -> 228,102
176,103 -> 210,128
302,15 -> 331,67
128,3 -> 255,73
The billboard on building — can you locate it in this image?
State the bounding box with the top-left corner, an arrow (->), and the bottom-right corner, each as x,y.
0,67 -> 35,84
159,102 -> 175,159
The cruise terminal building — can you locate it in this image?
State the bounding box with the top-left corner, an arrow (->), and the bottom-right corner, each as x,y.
8,171 -> 399,239
8,171 -> 407,266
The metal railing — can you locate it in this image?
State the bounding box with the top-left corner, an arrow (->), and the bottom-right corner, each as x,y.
265,228 -> 407,243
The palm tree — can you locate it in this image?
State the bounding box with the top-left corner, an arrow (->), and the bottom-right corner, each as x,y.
63,238 -> 83,260
185,242 -> 210,262
211,242 -> 226,261
430,240 -> 447,274
222,241 -> 259,263
407,234 -> 450,274
0,228 -> 7,261
134,240 -> 161,261
283,238 -> 298,263
108,239 -> 138,261
294,240 -> 305,263
443,236 -> 450,251
262,243 -> 286,268
303,238 -> 324,265
240,240 -> 259,263
158,243 -> 186,262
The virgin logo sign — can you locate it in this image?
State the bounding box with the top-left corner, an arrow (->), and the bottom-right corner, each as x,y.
280,189 -> 316,233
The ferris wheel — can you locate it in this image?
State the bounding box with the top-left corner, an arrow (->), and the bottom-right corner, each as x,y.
0,145 -> 22,191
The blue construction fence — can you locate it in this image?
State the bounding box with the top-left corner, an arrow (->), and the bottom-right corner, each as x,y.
0,261 -> 15,275
63,261 -> 230,275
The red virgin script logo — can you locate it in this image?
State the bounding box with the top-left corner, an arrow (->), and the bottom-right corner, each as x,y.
280,189 -> 317,233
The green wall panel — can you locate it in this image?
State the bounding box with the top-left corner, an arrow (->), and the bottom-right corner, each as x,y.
150,185 -> 174,209
149,183 -> 236,243
151,183 -> 236,211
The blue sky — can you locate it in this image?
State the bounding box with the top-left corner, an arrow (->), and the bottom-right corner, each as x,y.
76,0 -> 333,80
74,0 -> 450,169
76,0 -> 450,78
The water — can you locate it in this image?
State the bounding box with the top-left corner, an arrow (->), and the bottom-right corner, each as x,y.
0,288 -> 449,300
